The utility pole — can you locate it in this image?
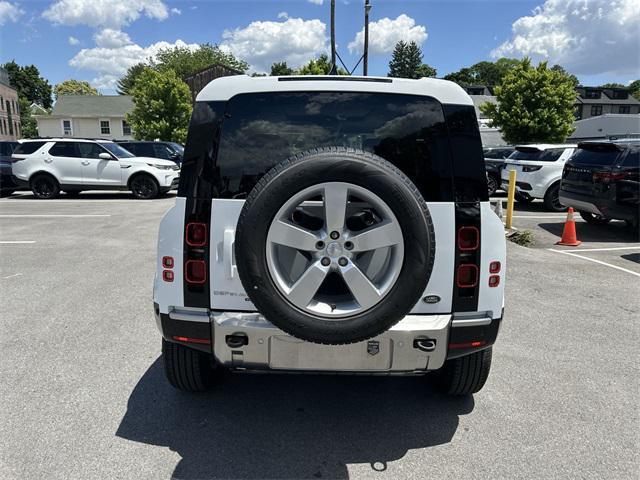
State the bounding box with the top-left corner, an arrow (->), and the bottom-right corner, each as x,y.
363,0 -> 371,76
330,0 -> 337,75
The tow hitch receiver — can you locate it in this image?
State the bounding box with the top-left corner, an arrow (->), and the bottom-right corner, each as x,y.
413,338 -> 436,352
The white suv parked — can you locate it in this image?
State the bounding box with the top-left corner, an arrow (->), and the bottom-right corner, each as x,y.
153,75 -> 507,396
11,138 -> 180,199
501,144 -> 576,211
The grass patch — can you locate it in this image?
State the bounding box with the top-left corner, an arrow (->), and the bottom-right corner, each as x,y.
507,229 -> 535,247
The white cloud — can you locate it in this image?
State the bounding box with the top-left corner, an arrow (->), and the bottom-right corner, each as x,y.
348,14 -> 427,54
68,36 -> 80,45
69,36 -> 198,90
0,1 -> 24,25
43,0 -> 169,29
93,28 -> 132,48
308,0 -> 324,4
171,7 -> 181,15
492,0 -> 640,75
277,11 -> 288,19
222,17 -> 328,72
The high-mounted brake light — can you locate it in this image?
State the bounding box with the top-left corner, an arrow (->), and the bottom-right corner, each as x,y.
458,226 -> 479,251
489,261 -> 501,274
185,260 -> 207,284
186,222 -> 207,247
456,264 -> 478,288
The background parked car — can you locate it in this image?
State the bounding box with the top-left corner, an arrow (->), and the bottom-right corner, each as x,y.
117,141 -> 183,164
560,140 -> 639,229
502,144 -> 576,211
483,146 -> 514,196
0,140 -> 19,197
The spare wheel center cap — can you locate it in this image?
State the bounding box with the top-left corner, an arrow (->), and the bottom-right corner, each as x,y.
326,241 -> 343,258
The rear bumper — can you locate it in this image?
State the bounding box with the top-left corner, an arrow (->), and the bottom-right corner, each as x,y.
155,304 -> 501,374
559,191 -> 602,215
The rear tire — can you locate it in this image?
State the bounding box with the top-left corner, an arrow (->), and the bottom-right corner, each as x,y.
130,174 -> 159,199
486,174 -> 499,197
579,211 -> 611,225
30,173 -> 60,199
543,183 -> 564,212
162,339 -> 218,392
433,348 -> 493,395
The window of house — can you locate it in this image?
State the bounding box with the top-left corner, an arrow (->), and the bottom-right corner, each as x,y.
100,120 -> 111,135
591,105 -> 603,116
0,96 -> 3,110
619,105 -> 631,114
584,90 -> 601,99
122,120 -> 132,136
0,120 -> 4,135
611,90 -> 628,100
62,119 -> 72,136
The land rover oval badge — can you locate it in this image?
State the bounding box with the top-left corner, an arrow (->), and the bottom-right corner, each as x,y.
423,295 -> 441,304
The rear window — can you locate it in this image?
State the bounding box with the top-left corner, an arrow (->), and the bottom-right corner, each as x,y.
0,142 -> 18,156
510,148 -> 564,162
13,141 -> 46,155
214,92 -> 453,201
570,147 -> 621,166
484,148 -> 513,159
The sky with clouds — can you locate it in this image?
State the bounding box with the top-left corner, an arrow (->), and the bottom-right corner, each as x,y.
1,0 -> 638,93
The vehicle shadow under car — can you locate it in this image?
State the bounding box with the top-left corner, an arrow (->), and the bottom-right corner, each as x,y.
116,358 -> 474,480
3,191 -> 177,200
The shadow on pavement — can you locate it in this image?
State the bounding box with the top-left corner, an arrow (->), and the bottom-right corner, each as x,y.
539,221 -> 639,243
4,191 -> 176,200
116,358 -> 473,479
621,253 -> 640,264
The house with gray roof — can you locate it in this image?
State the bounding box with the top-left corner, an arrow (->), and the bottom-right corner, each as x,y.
34,95 -> 134,140
575,86 -> 640,120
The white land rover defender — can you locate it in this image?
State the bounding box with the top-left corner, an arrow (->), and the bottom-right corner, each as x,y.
153,75 -> 506,395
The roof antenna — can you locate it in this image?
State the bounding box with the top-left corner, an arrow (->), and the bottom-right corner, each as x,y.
363,0 -> 371,76
329,0 -> 337,75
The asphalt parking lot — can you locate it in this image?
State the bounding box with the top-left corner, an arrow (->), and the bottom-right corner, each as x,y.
1,191 -> 639,480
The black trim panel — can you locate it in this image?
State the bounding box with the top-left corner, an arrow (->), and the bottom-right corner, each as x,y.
159,312 -> 212,354
452,202 -> 481,312
183,197 -> 212,308
446,315 -> 501,360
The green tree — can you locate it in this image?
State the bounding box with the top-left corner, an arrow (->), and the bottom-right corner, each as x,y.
550,65 -> 579,87
151,43 -> 248,78
297,54 -> 348,75
270,61 -> 294,76
444,58 -> 520,87
599,82 -> 625,88
387,41 -> 436,79
126,68 -> 192,143
480,58 -> 576,144
53,79 -> 99,99
628,80 -> 640,100
116,63 -> 147,95
17,97 -> 38,138
2,61 -> 52,109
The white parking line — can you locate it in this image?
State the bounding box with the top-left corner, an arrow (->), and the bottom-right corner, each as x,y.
512,215 -> 575,219
2,273 -> 22,279
0,214 -> 111,218
573,246 -> 640,252
0,241 -> 36,244
548,248 -> 640,277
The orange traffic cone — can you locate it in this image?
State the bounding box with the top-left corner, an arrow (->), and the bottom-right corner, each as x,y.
556,207 -> 582,246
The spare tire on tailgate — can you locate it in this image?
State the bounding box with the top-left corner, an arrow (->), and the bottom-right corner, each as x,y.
235,147 -> 436,345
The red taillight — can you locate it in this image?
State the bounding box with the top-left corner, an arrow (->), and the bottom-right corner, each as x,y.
162,256 -> 174,268
185,260 -> 207,284
456,264 -> 478,288
488,275 -> 500,287
186,222 -> 207,247
172,335 -> 211,345
458,226 -> 479,251
162,270 -> 174,282
489,261 -> 501,274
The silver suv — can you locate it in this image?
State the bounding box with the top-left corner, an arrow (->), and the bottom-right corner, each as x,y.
153,75 -> 506,396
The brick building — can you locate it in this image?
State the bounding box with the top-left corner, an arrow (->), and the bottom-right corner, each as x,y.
0,67 -> 21,140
